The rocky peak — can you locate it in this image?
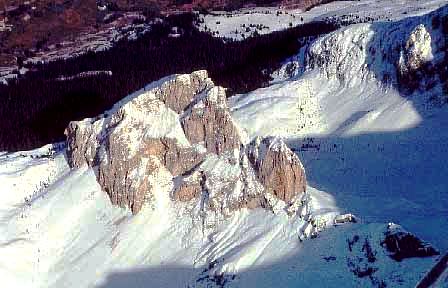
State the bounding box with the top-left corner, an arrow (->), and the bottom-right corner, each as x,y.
153,70 -> 213,113
65,71 -> 307,215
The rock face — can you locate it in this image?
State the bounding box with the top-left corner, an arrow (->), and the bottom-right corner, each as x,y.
247,137 -> 306,203
174,175 -> 204,202
65,70 -> 307,215
381,223 -> 439,261
397,24 -> 434,90
399,24 -> 433,73
181,86 -> 242,155
153,70 -> 212,113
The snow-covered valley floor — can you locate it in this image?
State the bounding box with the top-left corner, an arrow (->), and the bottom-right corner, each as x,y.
198,0 -> 448,40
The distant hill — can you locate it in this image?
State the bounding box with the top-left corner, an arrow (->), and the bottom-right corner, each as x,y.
0,0 -> 337,66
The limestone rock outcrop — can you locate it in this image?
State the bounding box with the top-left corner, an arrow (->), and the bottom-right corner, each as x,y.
174,176 -> 204,202
182,86 -> 242,155
153,70 -> 213,113
65,70 -> 307,215
247,137 -> 307,204
399,24 -> 433,74
397,24 -> 434,90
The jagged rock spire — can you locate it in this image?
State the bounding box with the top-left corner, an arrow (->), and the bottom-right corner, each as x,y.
65,71 -> 307,214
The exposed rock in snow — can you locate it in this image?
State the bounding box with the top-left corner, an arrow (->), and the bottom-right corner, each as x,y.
334,213 -> 357,225
153,70 -> 213,114
382,223 -> 440,261
2,4 -> 447,287
397,24 -> 438,92
399,24 -> 433,73
65,70 -> 307,215
247,136 -> 306,204
173,171 -> 204,201
181,86 -> 243,155
96,137 -> 205,214
65,119 -> 102,168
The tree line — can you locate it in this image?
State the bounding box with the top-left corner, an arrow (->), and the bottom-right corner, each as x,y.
0,13 -> 338,151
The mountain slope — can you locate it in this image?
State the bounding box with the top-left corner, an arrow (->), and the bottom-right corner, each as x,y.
230,3 -> 448,251
0,146 -> 438,288
1,3 -> 447,288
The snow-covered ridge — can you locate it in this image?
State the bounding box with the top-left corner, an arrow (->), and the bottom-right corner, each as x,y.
231,4 -> 448,138
305,7 -> 446,93
1,3 -> 447,287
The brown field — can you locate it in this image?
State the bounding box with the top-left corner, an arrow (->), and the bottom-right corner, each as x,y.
0,0 -> 335,66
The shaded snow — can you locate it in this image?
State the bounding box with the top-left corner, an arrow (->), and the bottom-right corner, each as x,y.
229,2 -> 448,254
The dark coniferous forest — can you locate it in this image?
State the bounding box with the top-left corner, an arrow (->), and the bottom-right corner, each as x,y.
0,14 -> 338,152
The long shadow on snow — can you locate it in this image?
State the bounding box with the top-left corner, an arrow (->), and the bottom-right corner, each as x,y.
93,222 -> 438,288
289,4 -> 448,251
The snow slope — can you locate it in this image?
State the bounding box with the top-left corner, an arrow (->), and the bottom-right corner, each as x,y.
0,145 -> 344,287
1,3 -> 447,288
230,3 -> 448,252
0,147 -> 437,287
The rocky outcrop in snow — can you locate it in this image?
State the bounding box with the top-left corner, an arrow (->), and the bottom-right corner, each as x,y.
247,137 -> 306,203
397,24 -> 441,92
153,70 -> 213,113
399,24 -> 433,73
65,71 -> 307,215
305,5 -> 447,96
181,86 -> 242,155
381,223 -> 439,261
